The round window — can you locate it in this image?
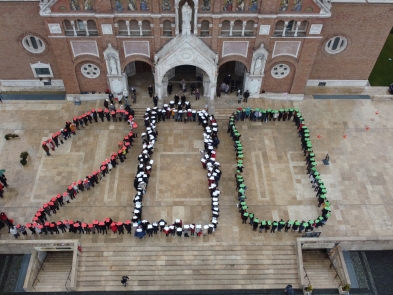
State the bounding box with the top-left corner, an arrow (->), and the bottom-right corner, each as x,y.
271,64 -> 290,79
325,36 -> 347,54
81,64 -> 100,79
22,36 -> 45,54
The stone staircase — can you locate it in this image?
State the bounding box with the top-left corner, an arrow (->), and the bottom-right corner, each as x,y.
76,244 -> 299,291
302,250 -> 341,289
131,106 -> 235,121
32,251 -> 73,292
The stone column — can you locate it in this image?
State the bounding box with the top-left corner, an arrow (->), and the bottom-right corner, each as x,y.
208,83 -> 216,115
241,21 -> 246,36
122,71 -> 129,91
229,21 -> 234,37
175,4 -> 179,35
294,21 -> 301,37
83,21 -> 89,36
203,72 -> 210,97
71,20 -> 77,36
193,0 -> 198,35
155,83 -> 164,108
138,21 -> 143,36
282,21 -> 288,37
162,75 -> 168,98
126,21 -> 130,36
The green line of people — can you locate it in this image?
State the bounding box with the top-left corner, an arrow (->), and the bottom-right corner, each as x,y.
228,108 -> 332,234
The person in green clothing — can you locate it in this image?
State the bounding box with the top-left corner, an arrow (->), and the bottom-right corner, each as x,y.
242,212 -> 248,224
299,221 -> 308,233
259,220 -> 266,233
248,213 -> 254,225
271,220 -> 278,233
292,220 -> 300,232
285,220 -> 293,232
252,218 -> 259,231
265,220 -> 271,233
277,219 -> 286,232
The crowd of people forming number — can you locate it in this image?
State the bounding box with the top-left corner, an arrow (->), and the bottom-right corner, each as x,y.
228,108 -> 332,234
2,94 -> 223,239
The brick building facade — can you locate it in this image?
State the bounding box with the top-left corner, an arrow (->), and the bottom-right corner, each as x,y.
0,0 -> 392,102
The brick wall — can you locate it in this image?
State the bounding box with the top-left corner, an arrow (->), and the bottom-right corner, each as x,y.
309,3 -> 393,81
0,2 -> 60,80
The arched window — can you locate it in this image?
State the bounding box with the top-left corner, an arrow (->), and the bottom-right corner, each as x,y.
221,20 -> 230,36
118,20 -> 128,36
200,20 -> 210,36
274,20 -> 285,36
129,20 -> 139,36
64,20 -> 74,36
75,19 -> 86,36
232,20 -> 243,36
285,20 -> 296,36
87,20 -> 98,36
163,20 -> 172,36
244,20 -> 254,36
142,20 -> 151,36
297,20 -> 308,36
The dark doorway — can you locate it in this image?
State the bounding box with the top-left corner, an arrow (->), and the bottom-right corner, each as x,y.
125,61 -> 153,92
218,61 -> 246,93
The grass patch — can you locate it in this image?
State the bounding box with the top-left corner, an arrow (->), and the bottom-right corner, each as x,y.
369,34 -> 393,86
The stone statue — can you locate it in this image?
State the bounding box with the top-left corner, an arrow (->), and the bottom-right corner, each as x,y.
123,88 -> 129,97
154,53 -> 158,64
181,2 -> 192,34
253,56 -> 263,75
109,57 -> 118,75
214,53 -> 219,64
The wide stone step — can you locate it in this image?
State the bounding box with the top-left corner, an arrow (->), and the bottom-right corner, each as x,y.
76,284 -> 298,291
78,273 -> 298,282
80,244 -> 295,252
77,268 -> 298,277
80,250 -> 296,257
77,279 -> 297,287
78,258 -> 295,266
78,263 -> 297,271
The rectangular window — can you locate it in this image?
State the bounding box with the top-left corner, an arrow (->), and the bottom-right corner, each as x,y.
35,68 -> 51,75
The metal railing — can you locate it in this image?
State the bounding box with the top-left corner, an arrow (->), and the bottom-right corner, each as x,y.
303,265 -> 311,287
32,254 -> 47,291
65,267 -> 72,291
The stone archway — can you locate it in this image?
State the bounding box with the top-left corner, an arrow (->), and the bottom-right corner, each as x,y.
154,34 -> 218,113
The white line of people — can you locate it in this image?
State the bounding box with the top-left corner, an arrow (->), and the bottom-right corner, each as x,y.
132,106 -> 222,238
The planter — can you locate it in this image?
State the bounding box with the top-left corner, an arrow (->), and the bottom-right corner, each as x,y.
338,286 -> 350,295
20,151 -> 29,166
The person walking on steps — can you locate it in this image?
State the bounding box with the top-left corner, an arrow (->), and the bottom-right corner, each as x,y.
121,276 -> 129,287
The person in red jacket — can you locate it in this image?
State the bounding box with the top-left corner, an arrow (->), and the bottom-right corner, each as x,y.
110,222 -> 118,234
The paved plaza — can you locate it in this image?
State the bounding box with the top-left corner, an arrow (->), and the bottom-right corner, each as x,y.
1,94 -> 393,245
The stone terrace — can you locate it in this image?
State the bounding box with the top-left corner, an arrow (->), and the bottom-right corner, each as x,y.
1,96 -> 393,290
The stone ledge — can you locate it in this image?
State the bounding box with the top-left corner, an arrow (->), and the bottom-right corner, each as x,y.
66,94 -> 107,101
371,95 -> 393,101
251,93 -> 304,101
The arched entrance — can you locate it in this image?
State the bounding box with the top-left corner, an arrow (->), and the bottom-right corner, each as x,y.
162,65 -> 206,98
124,61 -> 153,93
218,61 -> 247,94
154,30 -> 218,113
